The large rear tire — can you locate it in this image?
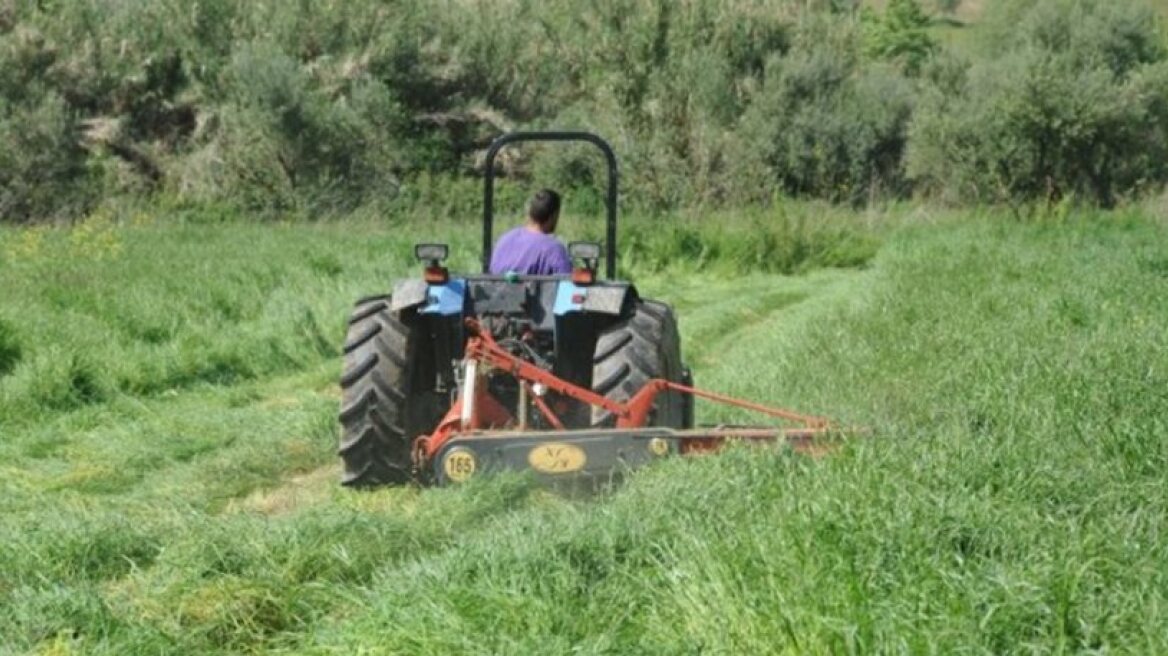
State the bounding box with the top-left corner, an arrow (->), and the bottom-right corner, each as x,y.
338,296 -> 422,487
591,300 -> 686,427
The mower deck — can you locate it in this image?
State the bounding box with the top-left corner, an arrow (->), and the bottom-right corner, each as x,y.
430,425 -> 834,486
403,318 -> 843,486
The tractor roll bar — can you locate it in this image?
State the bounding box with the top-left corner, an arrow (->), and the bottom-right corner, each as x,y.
482,131 -> 618,279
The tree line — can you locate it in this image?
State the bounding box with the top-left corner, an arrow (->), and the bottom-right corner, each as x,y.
1,0 -> 1165,222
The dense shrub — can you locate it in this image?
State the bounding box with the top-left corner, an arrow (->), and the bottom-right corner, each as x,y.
194,45 -> 405,214
908,0 -> 1168,206
0,0 -> 1165,219
862,0 -> 938,75
0,94 -> 104,222
741,36 -> 915,204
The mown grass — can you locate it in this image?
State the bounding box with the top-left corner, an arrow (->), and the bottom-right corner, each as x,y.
2,207 -> 1166,654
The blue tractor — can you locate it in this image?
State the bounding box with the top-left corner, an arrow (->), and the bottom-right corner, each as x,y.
338,132 -> 693,486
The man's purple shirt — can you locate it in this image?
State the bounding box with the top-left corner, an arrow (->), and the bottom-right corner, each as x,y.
489,227 -> 572,275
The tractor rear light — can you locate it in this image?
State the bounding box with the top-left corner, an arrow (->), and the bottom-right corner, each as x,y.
424,266 -> 449,284
415,243 -> 449,263
571,268 -> 594,285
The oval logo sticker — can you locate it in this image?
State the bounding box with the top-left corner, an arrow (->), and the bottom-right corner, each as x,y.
528,443 -> 587,474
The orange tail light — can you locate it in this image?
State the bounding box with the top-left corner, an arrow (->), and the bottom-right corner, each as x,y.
571,268 -> 595,285
424,266 -> 449,284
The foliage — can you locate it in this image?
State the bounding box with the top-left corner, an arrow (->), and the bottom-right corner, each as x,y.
0,0 -> 1166,215
0,94 -> 104,221
741,40 -> 916,205
196,43 -> 407,214
908,0 -> 1168,206
862,0 -> 938,75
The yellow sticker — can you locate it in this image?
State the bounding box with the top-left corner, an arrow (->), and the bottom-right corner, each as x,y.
442,448 -> 477,483
528,443 -> 587,474
647,437 -> 670,457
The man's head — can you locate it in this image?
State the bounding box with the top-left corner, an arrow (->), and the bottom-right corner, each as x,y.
526,189 -> 561,234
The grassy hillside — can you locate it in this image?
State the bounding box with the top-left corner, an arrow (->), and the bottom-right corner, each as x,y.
2,209 -> 1166,653
3,0 -> 1167,220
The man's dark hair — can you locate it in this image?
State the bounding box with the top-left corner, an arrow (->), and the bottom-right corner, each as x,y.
527,189 -> 561,225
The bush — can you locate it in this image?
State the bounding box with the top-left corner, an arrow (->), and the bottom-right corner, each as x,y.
741,40 -> 915,205
908,0 -> 1168,206
0,93 -> 105,222
2,0 -> 1167,218
183,44 -> 408,215
862,0 -> 938,75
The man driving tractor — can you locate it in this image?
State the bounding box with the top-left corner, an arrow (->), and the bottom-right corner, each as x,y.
338,131 -> 836,489
488,188 -> 572,275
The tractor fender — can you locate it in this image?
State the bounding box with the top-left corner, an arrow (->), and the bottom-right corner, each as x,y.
554,281 -> 636,316
391,278 -> 467,316
393,278 -> 467,316
390,279 -> 429,312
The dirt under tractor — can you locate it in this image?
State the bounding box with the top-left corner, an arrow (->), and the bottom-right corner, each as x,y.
338,132 -> 832,487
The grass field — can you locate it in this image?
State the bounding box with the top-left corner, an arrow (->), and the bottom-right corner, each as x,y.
2,207 -> 1167,654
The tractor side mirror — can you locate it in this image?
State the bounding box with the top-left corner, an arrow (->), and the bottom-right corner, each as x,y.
415,243 -> 449,283
568,241 -> 602,285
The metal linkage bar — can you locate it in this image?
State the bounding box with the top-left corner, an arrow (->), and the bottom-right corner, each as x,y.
618,379 -> 830,430
463,321 -> 628,418
415,319 -> 835,464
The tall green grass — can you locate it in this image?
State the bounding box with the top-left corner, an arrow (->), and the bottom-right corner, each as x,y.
2,208 -> 1166,653
0,203 -> 876,426
0,217 -> 424,425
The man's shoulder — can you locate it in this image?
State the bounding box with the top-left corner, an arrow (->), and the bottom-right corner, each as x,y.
536,233 -> 568,258
540,232 -> 567,249
503,227 -> 561,248
496,226 -> 525,243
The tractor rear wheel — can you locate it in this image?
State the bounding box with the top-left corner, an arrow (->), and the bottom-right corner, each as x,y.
591,300 -> 686,427
338,296 -> 424,487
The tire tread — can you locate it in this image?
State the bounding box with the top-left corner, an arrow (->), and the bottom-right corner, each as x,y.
591,300 -> 685,427
338,298 -> 417,487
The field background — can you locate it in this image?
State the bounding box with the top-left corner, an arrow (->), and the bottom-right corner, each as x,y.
3,206 -> 1168,654
4,0 -> 1168,653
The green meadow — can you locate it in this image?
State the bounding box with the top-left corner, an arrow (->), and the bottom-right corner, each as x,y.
2,207 -> 1166,654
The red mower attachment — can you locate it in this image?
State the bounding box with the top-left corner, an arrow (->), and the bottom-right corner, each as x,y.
412,320 -> 838,485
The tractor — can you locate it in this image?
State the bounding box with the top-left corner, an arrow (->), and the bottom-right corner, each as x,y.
338,132 -> 829,487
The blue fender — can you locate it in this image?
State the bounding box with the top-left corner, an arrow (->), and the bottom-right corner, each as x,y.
553,281 -> 634,316
391,278 -> 467,316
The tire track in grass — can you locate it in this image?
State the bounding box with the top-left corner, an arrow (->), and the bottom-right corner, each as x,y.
656,269 -> 876,425
640,270 -> 866,370
684,289 -> 809,367
1,360 -> 558,655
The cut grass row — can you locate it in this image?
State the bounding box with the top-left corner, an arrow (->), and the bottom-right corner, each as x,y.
2,207 -> 1167,653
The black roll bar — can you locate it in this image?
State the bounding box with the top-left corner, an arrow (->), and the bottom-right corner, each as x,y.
482,132 -> 618,279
